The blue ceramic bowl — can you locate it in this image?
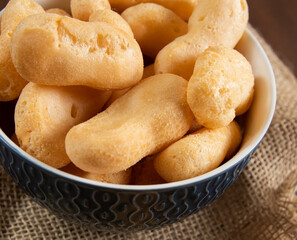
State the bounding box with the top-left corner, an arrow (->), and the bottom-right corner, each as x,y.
0,0 -> 276,232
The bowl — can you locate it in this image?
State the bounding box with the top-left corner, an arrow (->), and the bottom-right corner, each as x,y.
0,0 -> 276,232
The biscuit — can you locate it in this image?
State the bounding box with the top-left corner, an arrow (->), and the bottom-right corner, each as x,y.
154,121 -> 242,182
121,3 -> 187,58
155,0 -> 248,80
11,13 -> 143,90
187,46 -> 254,128
65,73 -> 193,174
0,0 -> 44,101
15,82 -> 111,168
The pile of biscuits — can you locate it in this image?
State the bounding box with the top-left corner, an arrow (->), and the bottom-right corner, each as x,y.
0,0 -> 254,184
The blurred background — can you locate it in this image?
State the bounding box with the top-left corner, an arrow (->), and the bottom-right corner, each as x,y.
247,0 -> 297,77
1,0 -> 296,76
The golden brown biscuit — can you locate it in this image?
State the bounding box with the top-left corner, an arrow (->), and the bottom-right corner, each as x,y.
121,3 -> 187,58
155,0 -> 248,80
11,13 -> 143,90
109,0 -> 198,20
89,9 -> 134,37
187,46 -> 254,128
0,0 -> 44,101
154,121 -> 242,182
70,0 -> 111,21
61,163 -> 132,184
15,83 -> 111,168
65,74 -> 193,174
0,0 -> 44,33
0,35 -> 27,102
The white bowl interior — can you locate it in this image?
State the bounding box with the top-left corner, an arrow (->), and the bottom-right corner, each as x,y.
0,1 -> 276,190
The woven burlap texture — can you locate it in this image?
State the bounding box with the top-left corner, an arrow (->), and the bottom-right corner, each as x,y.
1,26 -> 297,240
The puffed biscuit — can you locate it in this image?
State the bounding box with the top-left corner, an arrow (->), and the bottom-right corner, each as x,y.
0,0 -> 44,33
11,13 -> 143,90
155,0 -> 248,80
65,74 -> 193,174
187,46 -> 254,128
121,3 -> 187,58
15,82 -> 111,168
154,121 -> 242,182
0,0 -> 44,101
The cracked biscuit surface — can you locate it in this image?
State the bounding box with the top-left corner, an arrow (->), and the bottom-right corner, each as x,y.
187,46 -> 254,128
11,13 -> 143,90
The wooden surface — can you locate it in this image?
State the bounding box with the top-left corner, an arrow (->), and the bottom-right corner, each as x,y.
0,0 -> 297,76
247,0 -> 297,76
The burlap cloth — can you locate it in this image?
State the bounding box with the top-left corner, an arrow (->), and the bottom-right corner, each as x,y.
1,26 -> 297,240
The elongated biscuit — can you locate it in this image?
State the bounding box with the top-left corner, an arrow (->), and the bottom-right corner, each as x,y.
66,74 -> 193,174
11,13 -> 143,90
154,121 -> 242,182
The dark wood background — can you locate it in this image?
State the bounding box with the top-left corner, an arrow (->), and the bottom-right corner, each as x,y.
1,0 -> 296,76
247,0 -> 297,77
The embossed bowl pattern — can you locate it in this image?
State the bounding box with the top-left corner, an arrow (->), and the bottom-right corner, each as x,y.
0,139 -> 254,232
0,0 -> 276,232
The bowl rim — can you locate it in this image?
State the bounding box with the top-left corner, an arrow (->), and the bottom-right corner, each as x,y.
0,28 -> 276,191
